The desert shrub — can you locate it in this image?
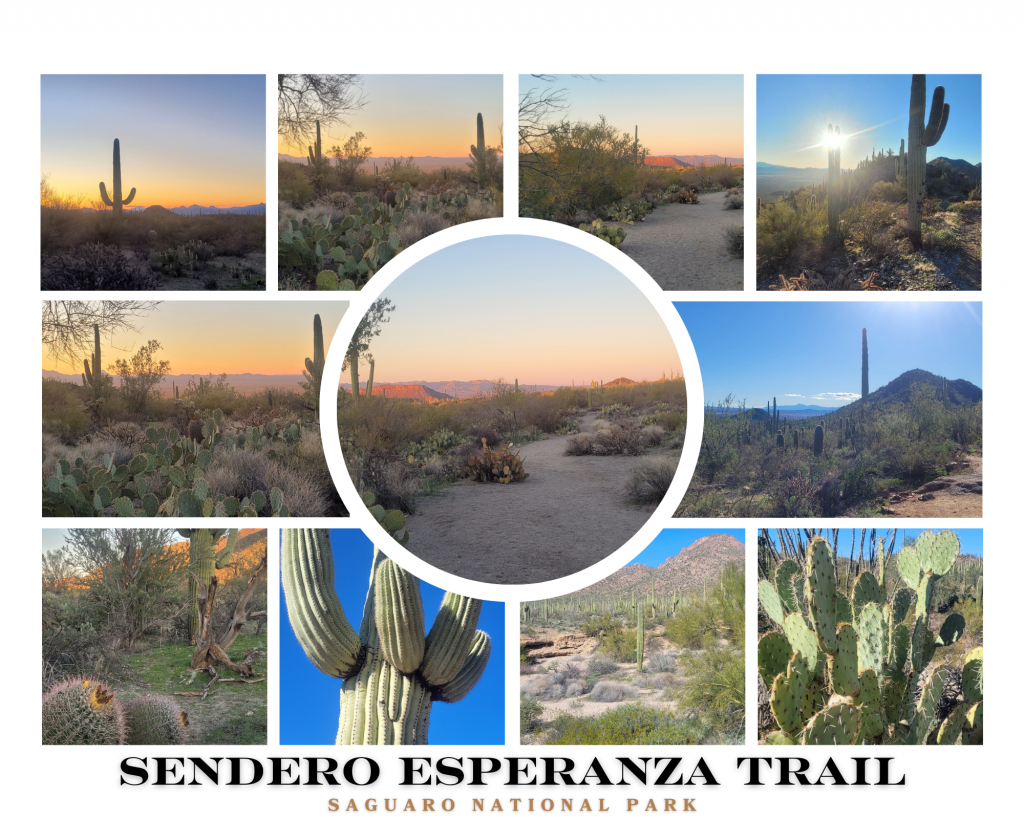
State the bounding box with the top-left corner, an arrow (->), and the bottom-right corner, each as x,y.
723,189 -> 744,209
947,202 -> 967,213
360,453 -> 419,513
870,179 -> 905,203
590,680 -> 638,703
600,627 -> 638,663
593,422 -> 648,456
587,657 -> 619,676
664,562 -> 744,649
652,672 -> 676,689
565,681 -> 586,697
930,228 -> 961,250
42,379 -> 92,443
625,457 -> 678,504
564,434 -> 594,456
521,674 -> 565,701
647,651 -> 677,674
675,634 -> 744,739
554,417 -> 580,435
559,658 -> 586,680
397,210 -> 448,246
202,449 -> 329,517
548,703 -> 704,745
278,162 -> 315,208
757,201 -> 821,267
41,243 -> 159,291
723,224 -> 743,258
520,695 -> 544,734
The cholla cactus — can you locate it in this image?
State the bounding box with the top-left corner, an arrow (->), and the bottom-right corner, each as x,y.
123,696 -> 190,744
42,676 -> 127,745
281,529 -> 491,744
757,531 -> 982,745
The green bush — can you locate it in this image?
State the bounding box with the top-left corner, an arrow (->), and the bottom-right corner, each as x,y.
42,379 -> 91,443
520,696 -> 544,735
756,201 -> 821,267
278,161 -> 315,208
548,703 -> 705,745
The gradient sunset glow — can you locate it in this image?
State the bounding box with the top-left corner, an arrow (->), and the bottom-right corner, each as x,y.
277,75 -> 502,158
519,74 -> 743,158
41,75 -> 266,208
363,235 -> 682,386
42,302 -> 346,378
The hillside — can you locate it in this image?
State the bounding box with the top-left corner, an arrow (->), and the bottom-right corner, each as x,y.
825,369 -> 981,420
579,534 -> 744,597
603,377 -> 637,387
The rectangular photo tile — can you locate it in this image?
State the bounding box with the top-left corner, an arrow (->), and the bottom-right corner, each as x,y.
756,74 -> 981,291
42,528 -> 268,745
41,74 -> 267,292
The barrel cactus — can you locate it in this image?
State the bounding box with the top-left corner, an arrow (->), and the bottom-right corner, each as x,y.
281,528 -> 491,744
123,695 -> 190,744
757,531 -> 982,744
42,676 -> 127,745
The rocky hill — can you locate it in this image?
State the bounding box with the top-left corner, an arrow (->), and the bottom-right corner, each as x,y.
826,369 -> 981,420
579,533 -> 744,597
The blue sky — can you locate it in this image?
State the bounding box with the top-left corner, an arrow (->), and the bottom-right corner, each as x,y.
765,529 -> 982,558
757,74 -> 981,168
279,529 -> 505,745
675,301 -> 982,408
369,235 -> 680,385
628,528 -> 745,567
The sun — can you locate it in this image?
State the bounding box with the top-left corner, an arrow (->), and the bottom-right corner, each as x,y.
825,125 -> 845,148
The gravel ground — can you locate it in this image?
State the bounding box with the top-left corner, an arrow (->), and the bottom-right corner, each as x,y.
617,191 -> 743,291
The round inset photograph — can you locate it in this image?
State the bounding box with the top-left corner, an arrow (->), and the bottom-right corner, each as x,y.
324,230 -> 698,587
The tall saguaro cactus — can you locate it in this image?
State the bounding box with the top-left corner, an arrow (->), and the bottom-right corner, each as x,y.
99,139 -> 136,215
827,124 -> 842,233
305,314 -> 324,421
282,529 -> 491,745
470,113 -> 486,186
636,603 -> 644,673
81,324 -> 103,398
861,328 -> 869,401
907,75 -> 949,249
180,529 -> 237,645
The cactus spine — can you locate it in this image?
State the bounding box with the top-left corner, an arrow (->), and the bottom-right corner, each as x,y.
281,529 -> 490,744
305,314 -> 325,421
827,124 -> 842,233
99,138 -> 136,215
862,328 -> 869,402
907,75 -> 949,249
82,323 -> 104,398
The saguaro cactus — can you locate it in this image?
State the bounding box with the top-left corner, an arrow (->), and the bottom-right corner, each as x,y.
180,529 -> 236,645
813,424 -> 824,456
82,324 -> 104,399
636,603 -> 644,673
305,314 -> 324,421
862,328 -> 869,401
99,138 -> 136,215
469,113 -> 486,185
827,124 -> 842,234
282,529 -> 490,745
907,75 -> 949,248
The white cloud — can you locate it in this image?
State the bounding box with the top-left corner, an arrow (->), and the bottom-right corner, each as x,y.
784,394 -> 803,397
812,392 -> 860,401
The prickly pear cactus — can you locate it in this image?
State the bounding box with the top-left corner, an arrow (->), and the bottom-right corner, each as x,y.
757,531 -> 981,744
42,676 -> 127,745
123,695 -> 190,744
281,529 -> 491,744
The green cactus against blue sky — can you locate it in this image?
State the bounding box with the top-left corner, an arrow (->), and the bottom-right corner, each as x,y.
99,138 -> 136,214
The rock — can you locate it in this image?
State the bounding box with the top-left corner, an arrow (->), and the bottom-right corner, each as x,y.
919,493 -> 936,501
921,478 -> 956,492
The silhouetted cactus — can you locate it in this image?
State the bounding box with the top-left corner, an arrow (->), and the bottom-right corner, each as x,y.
907,75 -> 949,248
81,323 -> 104,399
99,138 -> 136,215
305,314 -> 324,421
469,113 -> 486,186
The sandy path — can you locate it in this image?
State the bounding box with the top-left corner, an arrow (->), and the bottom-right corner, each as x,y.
617,191 -> 742,291
884,455 -> 982,517
405,413 -> 670,584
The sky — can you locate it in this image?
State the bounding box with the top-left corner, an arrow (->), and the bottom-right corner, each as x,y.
42,302 -> 346,376
757,74 -> 982,168
278,75 -> 502,157
675,301 -> 982,408
519,74 -> 743,158
628,528 -> 745,568
41,75 -> 266,208
279,529 -> 505,745
367,235 -> 681,385
764,528 -> 982,558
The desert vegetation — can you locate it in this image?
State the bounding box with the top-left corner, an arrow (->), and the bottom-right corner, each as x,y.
281,528 -> 491,745
757,529 -> 982,745
279,107 -> 501,290
42,528 -> 268,744
520,538 -> 744,745
42,302 -> 344,517
757,75 -> 981,291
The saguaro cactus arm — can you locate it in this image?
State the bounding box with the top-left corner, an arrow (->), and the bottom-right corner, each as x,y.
922,85 -> 949,147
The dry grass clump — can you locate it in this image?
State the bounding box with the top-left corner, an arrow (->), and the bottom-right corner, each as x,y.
590,681 -> 638,703
626,457 -> 679,504
203,450 -> 329,517
564,434 -> 594,456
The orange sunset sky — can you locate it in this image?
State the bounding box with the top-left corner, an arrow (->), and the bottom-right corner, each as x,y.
41,75 -> 266,208
277,75 -> 503,158
43,302 -> 346,377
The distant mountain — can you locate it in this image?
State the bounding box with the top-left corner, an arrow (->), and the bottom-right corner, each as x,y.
340,383 -> 451,402
645,156 -> 690,168
279,153 -> 473,172
78,203 -> 266,215
341,380 -> 564,400
663,154 -> 742,167
42,370 -> 303,394
824,369 -> 981,420
580,534 -> 744,597
756,161 -> 826,173
930,157 -> 982,176
604,377 -> 637,388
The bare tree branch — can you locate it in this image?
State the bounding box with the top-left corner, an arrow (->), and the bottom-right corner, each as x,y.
278,74 -> 367,150
42,300 -> 160,367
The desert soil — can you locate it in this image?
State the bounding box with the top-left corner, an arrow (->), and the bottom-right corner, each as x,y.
882,454 -> 982,517
405,413 -> 672,584
615,191 -> 742,290
153,252 -> 266,291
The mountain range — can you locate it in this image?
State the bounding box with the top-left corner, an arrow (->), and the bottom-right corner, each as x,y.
648,154 -> 743,168
279,153 -> 474,172
78,203 -> 266,215
579,534 -> 744,598
42,370 -> 304,394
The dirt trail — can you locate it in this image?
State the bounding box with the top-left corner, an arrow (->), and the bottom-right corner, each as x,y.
405,413 -> 670,584
616,191 -> 742,290
883,454 -> 982,517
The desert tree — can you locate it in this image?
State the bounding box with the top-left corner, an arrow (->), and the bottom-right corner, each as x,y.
113,339 -> 171,414
342,298 -> 395,399
42,301 -> 160,369
41,548 -> 79,592
278,74 -> 366,151
328,132 -> 373,186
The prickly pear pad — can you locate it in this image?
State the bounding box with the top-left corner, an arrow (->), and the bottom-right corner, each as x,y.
806,539 -> 838,654
774,559 -> 801,612
805,703 -> 861,745
963,646 -> 984,702
831,623 -> 861,697
758,631 -> 792,684
897,545 -> 922,588
783,612 -> 821,674
758,579 -> 785,626
852,571 -> 883,613
856,602 -> 886,675
916,530 -> 960,576
770,654 -> 811,734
